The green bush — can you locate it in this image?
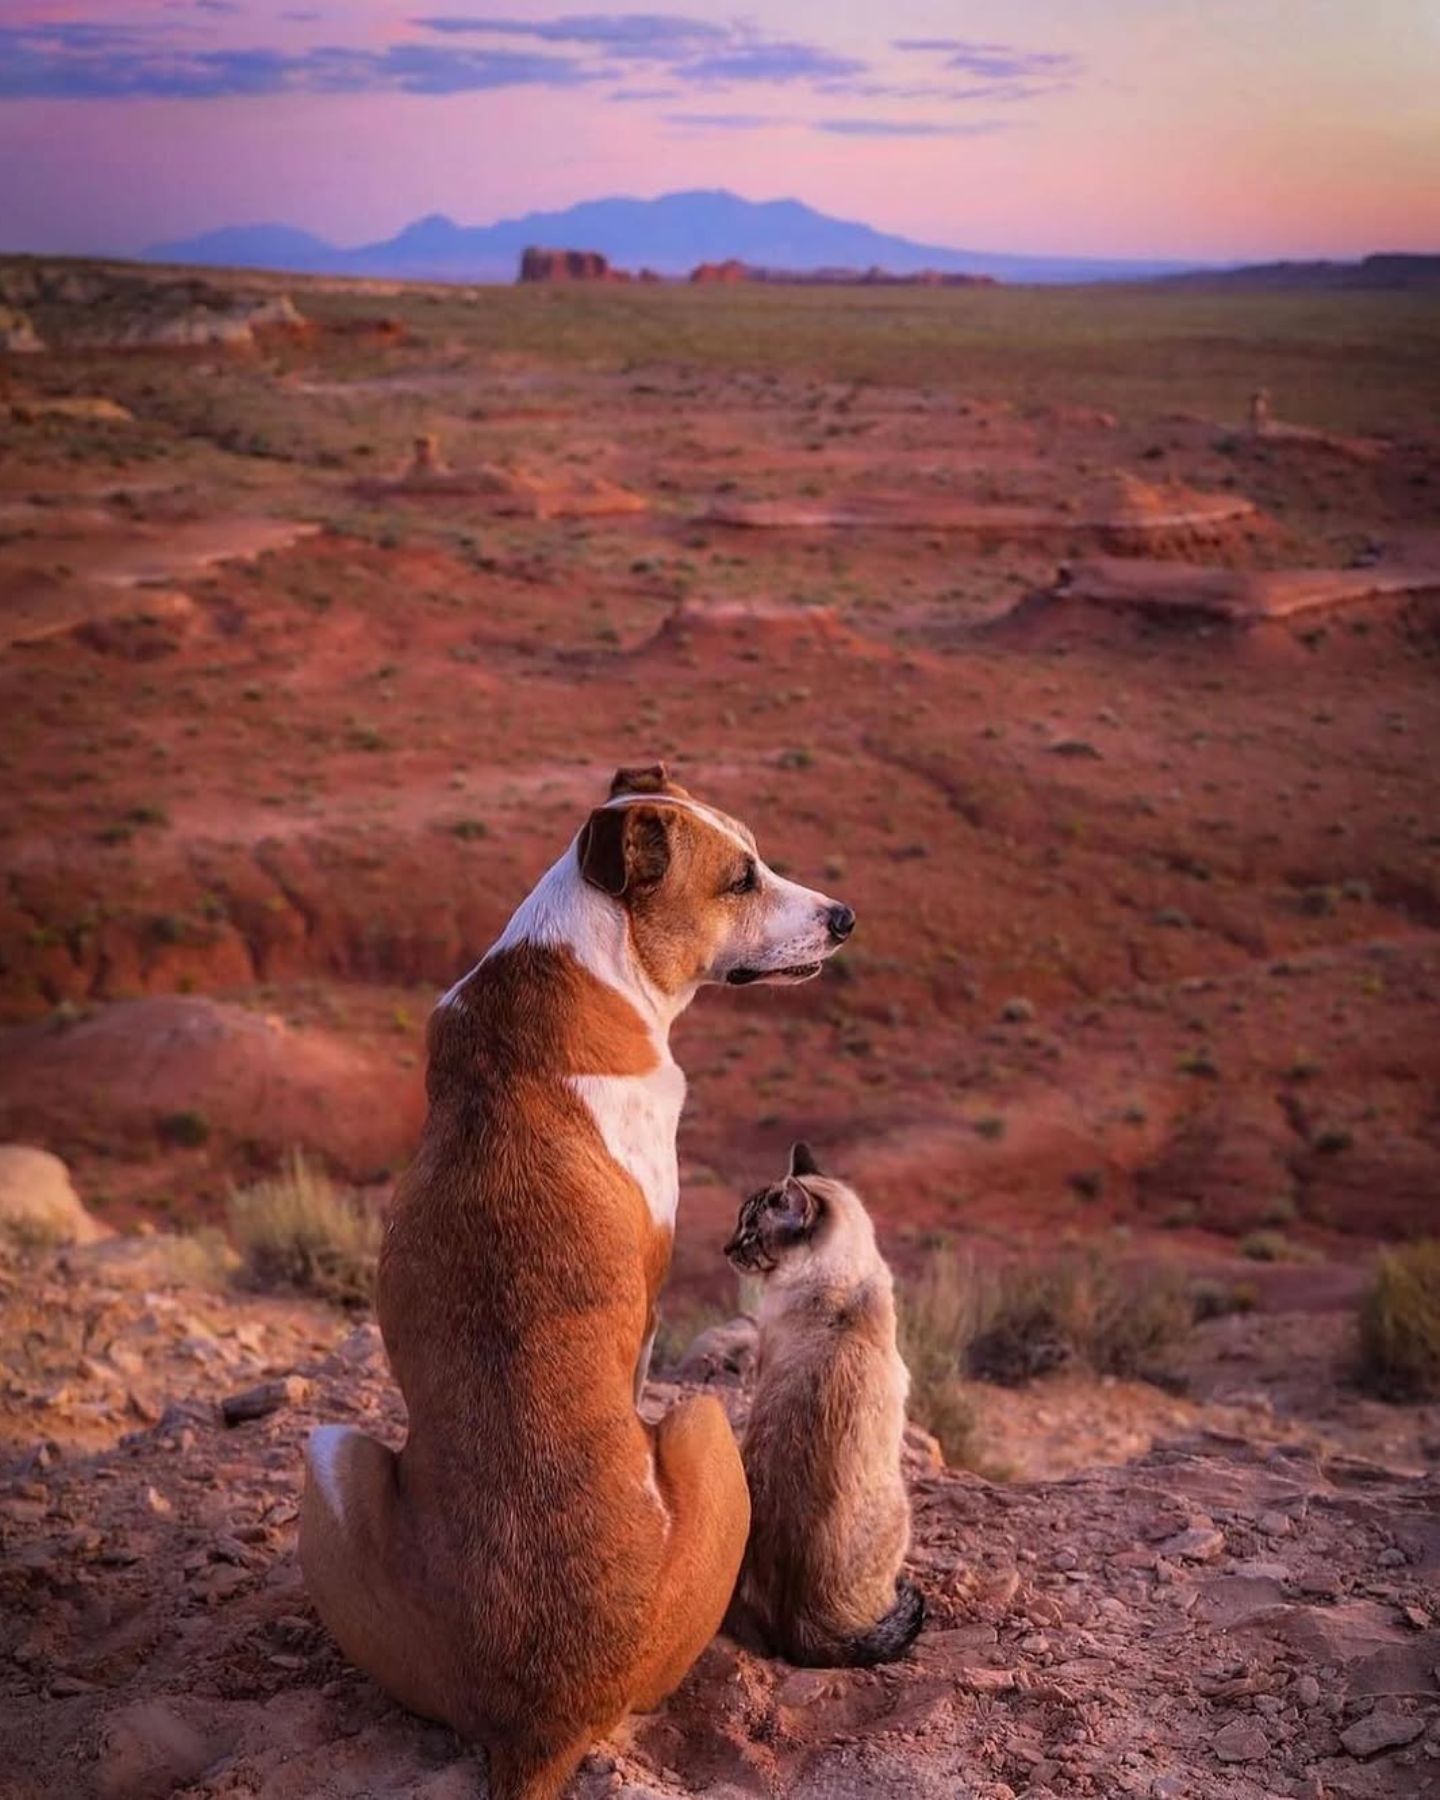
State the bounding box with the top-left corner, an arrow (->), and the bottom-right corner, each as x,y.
1357,1241 -> 1440,1400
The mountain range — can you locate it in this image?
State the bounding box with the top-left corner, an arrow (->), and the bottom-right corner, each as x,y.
144,189 -> 1203,285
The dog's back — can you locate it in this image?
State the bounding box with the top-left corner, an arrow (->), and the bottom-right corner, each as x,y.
302,945 -> 747,1798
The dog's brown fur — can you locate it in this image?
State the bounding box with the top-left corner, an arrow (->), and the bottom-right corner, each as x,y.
301,945 -> 748,1798
300,769 -> 852,1800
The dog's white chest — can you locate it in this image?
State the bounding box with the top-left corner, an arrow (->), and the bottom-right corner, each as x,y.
571,1060 -> 685,1229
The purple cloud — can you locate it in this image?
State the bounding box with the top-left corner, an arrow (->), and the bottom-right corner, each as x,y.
893,38 -> 1078,81
816,118 -> 1010,139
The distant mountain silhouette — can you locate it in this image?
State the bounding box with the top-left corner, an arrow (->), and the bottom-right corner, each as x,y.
145,189 -> 1200,285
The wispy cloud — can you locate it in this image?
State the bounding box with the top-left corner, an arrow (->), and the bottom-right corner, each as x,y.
683,42 -> 866,84
664,111 -> 785,130
0,24 -> 594,100
0,12 -> 1072,113
816,117 -> 1010,139
892,38 -> 1079,82
412,14 -> 728,53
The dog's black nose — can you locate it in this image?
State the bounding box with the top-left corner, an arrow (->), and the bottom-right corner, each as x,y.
827,903 -> 856,942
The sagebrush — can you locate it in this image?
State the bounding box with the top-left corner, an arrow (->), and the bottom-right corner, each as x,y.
228,1151 -> 381,1306
1357,1240 -> 1440,1400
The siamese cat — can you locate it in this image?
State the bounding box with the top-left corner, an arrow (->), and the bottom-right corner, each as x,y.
725,1143 -> 923,1666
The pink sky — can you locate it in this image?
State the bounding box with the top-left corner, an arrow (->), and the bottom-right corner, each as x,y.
1,1 -> 1437,260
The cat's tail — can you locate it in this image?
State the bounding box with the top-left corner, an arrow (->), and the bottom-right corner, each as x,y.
786,1578 -> 926,1668
842,1577 -> 926,1666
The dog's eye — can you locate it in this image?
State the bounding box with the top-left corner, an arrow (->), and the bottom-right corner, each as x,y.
727,860 -> 758,896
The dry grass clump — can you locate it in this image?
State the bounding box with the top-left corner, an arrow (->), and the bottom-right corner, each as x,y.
1357,1240 -> 1440,1400
228,1151 -> 381,1307
897,1243 -> 1197,1464
897,1245 -> 982,1467
967,1253 -> 1194,1386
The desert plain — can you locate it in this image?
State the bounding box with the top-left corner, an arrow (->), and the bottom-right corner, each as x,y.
1,261 -> 1438,1798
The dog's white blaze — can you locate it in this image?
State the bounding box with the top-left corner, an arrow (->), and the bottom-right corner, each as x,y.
571,1059 -> 685,1229
307,1424 -> 351,1521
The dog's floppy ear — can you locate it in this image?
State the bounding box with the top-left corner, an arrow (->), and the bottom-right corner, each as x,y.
577,803 -> 672,898
789,1140 -> 824,1180
609,763 -> 692,800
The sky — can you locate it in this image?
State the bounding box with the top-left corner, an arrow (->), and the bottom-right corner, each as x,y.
1,1 -> 1437,262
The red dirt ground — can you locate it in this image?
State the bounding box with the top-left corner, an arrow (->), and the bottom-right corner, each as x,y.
1,276 -> 1438,1306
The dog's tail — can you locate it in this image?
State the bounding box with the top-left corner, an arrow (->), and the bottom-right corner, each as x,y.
784,1578 -> 926,1669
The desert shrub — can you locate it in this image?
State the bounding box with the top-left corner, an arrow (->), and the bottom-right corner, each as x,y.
896,1245 -> 982,1467
228,1151 -> 381,1306
1357,1241 -> 1440,1400
967,1252 -> 1194,1385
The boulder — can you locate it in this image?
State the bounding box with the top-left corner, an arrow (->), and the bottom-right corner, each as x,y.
0,1144 -> 106,1246
0,304 -> 46,354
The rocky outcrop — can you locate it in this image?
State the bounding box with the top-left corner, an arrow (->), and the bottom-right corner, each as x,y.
690,258 -> 750,284
518,247 -> 630,283
85,292 -> 308,351
0,306 -> 45,354
0,1145 -> 106,1247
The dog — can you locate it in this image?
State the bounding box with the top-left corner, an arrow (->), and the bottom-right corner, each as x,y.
725,1142 -> 923,1667
299,765 -> 854,1800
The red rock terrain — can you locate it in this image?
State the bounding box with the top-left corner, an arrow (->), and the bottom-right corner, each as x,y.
1,1237 -> 1437,1798
1,260 -> 1438,1795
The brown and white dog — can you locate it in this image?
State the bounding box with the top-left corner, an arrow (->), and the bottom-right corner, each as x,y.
299,765 -> 854,1800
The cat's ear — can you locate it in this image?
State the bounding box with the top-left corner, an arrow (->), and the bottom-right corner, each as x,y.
788,1140 -> 823,1179
775,1176 -> 822,1241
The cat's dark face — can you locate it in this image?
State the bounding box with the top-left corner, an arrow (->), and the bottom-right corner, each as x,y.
724,1142 -> 828,1274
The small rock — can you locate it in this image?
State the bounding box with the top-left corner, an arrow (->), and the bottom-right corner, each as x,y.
1214,1719 -> 1269,1763
1259,1511 -> 1293,1538
220,1375 -> 309,1426
1158,1527 -> 1225,1563
1292,1674 -> 1321,1708
1340,1711 -> 1424,1758
95,1701 -> 216,1800
777,1669 -> 841,1706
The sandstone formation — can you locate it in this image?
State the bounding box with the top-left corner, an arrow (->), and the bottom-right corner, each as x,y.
690,259 -> 750,284
518,246 -> 630,283
364,453 -> 647,517
703,476 -> 1255,545
1049,556 -> 1440,624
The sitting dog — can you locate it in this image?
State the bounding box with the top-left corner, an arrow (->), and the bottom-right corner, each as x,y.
300,766 -> 854,1800
726,1142 -> 924,1667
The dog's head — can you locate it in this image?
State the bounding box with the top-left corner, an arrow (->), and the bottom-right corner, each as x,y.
576,764 -> 855,998
725,1141 -> 831,1274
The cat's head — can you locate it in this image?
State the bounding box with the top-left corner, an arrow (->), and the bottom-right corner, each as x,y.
724,1141 -> 833,1275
